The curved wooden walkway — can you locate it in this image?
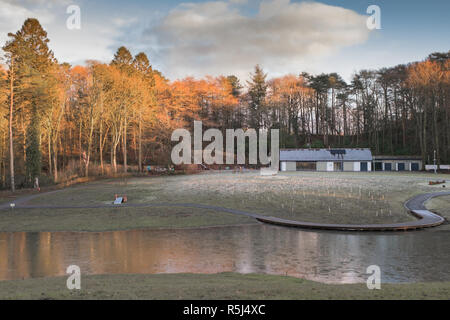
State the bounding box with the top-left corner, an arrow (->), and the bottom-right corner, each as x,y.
256,191 -> 449,231
1,190 -> 448,232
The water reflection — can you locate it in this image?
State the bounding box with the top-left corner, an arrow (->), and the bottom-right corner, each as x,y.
0,225 -> 449,284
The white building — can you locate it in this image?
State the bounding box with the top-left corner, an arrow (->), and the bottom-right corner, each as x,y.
280,148 -> 373,172
372,156 -> 422,171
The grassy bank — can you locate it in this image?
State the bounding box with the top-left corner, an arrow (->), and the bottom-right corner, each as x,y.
426,195 -> 450,231
0,273 -> 448,300
0,175 -> 115,205
0,206 -> 254,232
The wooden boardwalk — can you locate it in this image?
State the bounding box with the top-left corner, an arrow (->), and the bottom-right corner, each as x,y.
255,191 -> 449,231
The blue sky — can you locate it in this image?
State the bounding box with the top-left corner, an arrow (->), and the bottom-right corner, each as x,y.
0,0 -> 448,82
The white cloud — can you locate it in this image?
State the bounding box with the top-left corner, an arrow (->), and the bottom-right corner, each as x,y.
0,0 -> 129,65
149,0 -> 372,80
0,1 -> 54,44
112,17 -> 138,28
0,0 -> 374,81
228,0 -> 248,5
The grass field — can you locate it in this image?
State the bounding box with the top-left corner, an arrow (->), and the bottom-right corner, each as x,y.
0,273 -> 448,300
426,195 -> 450,231
0,206 -> 254,232
1,171 -> 447,232
427,195 -> 450,219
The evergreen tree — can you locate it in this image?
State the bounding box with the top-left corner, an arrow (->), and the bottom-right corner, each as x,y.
3,18 -> 55,184
110,46 -> 134,173
133,52 -> 155,85
226,75 -> 243,97
247,65 -> 268,130
111,46 -> 133,73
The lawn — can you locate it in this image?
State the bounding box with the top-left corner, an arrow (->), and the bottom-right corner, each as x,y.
0,206 -> 254,232
426,195 -> 450,231
1,171 -> 447,232
0,273 -> 448,300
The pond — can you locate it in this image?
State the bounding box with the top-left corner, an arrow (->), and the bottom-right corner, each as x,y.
0,224 -> 449,284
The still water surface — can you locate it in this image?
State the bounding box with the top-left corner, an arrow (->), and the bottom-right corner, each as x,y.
0,224 -> 449,283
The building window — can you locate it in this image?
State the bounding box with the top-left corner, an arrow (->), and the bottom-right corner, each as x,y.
296,162 -> 316,171
360,162 -> 368,171
333,162 -> 343,171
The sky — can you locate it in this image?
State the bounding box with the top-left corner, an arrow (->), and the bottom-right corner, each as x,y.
0,0 -> 449,82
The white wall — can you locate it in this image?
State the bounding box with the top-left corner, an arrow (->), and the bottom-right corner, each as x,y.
343,162 -> 354,171
353,162 -> 361,172
326,162 -> 334,172
286,162 -> 296,171
316,162 -> 326,171
426,164 -> 450,170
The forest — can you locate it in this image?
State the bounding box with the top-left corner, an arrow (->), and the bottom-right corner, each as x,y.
0,18 -> 449,190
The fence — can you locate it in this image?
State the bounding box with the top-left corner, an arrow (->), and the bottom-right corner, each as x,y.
425,165 -> 450,171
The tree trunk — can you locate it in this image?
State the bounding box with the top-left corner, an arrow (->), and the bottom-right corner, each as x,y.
422,102 -> 427,168
123,117 -> 127,173
99,119 -> 104,175
138,111 -> 142,172
432,93 -> 440,168
53,146 -> 58,182
9,59 -> 15,192
85,106 -> 95,177
48,130 -> 52,176
112,145 -> 117,174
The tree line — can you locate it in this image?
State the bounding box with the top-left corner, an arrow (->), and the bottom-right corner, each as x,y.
0,19 -> 449,190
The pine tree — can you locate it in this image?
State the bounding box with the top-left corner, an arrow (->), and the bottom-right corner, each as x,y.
133,52 -> 154,79
111,46 -> 133,73
3,18 -> 55,184
132,52 -> 156,172
247,65 -> 268,130
226,75 -> 243,97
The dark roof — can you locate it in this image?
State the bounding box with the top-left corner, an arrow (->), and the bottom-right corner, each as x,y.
280,148 -> 373,162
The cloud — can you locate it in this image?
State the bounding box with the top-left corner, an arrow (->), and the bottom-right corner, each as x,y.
0,0 -> 130,65
148,0 -> 371,80
0,0 -> 54,41
228,0 -> 248,5
112,17 -> 138,28
0,0 -> 373,81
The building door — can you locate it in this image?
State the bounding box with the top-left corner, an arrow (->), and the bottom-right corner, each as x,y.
411,163 -> 419,171
384,163 -> 392,171
398,163 -> 405,171
333,162 -> 343,171
360,162 -> 368,172
374,162 -> 383,171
